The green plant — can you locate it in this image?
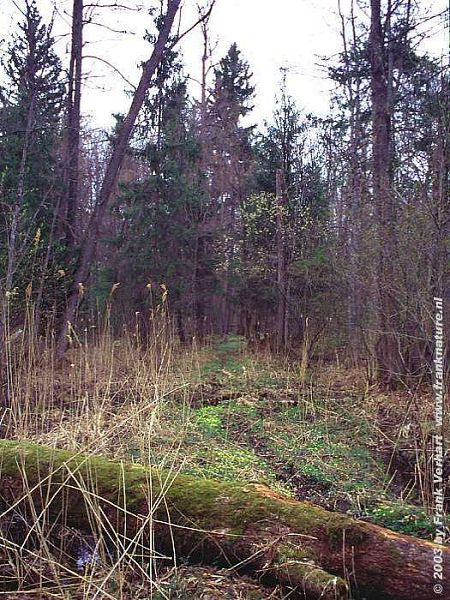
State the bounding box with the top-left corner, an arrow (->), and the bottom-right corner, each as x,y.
196,405 -> 224,436
189,445 -> 266,483
368,502 -> 434,538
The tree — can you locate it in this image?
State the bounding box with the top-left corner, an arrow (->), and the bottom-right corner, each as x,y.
257,77 -> 303,349
112,77 -> 209,341
0,0 -> 65,297
369,0 -> 401,387
334,0 -> 369,358
367,0 -> 442,386
207,43 -> 255,334
252,81 -> 332,350
276,168 -> 288,350
327,0 -> 445,382
59,0 -> 84,249
56,0 -> 182,358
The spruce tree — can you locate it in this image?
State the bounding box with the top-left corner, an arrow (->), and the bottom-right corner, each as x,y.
211,42 -> 254,121
0,0 -> 65,302
207,43 -> 255,334
110,68 -> 209,340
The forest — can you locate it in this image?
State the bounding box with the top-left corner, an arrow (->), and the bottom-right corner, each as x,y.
0,0 -> 449,598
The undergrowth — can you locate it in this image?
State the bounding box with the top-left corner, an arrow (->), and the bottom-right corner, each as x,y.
0,310 -> 445,598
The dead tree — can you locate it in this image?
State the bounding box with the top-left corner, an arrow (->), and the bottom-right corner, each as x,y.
0,439 -> 448,600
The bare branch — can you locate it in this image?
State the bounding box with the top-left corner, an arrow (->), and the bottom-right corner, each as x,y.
83,54 -> 136,89
82,20 -> 134,35
170,0 -> 216,49
83,2 -> 144,9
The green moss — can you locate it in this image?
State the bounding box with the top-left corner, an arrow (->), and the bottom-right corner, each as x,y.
277,543 -> 315,563
326,520 -> 369,550
276,544 -> 348,599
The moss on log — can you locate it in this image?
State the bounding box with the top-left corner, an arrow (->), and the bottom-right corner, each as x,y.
0,439 -> 447,599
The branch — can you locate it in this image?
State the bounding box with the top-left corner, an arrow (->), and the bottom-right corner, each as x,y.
170,0 -> 216,49
82,20 -> 134,35
83,54 -> 136,89
83,2 -> 144,9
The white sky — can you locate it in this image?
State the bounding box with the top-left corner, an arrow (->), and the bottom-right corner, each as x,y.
1,0 -> 448,130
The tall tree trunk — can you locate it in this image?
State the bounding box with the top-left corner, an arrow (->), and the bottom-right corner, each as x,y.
369,0 -> 402,387
276,168 -> 287,351
431,75 -> 449,301
63,0 -> 83,248
431,75 -> 450,380
56,0 -> 181,358
193,16 -> 211,341
339,0 -> 363,360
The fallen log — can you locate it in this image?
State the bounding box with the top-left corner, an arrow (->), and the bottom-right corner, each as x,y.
0,439 -> 447,599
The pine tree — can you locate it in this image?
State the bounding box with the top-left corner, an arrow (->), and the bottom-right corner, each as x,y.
110,73 -> 210,340
255,75 -> 303,196
0,0 -> 65,301
212,42 -> 254,121
207,43 -> 255,334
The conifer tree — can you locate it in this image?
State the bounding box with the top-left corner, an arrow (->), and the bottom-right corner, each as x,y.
0,0 -> 65,301
207,43 -> 255,333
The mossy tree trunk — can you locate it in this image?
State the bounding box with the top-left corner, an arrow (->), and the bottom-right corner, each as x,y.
0,440 -> 447,599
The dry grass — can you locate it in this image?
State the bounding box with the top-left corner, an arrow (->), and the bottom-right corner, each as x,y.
0,302 -> 202,599
0,300 -> 444,598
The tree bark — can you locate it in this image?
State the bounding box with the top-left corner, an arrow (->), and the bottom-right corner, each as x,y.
369,0 -> 402,387
431,75 -> 449,301
0,439 -> 447,600
338,0 -> 364,361
193,11 -> 213,342
276,168 -> 288,352
61,0 -> 83,248
56,0 -> 181,358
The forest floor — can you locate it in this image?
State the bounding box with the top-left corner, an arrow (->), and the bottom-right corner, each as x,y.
1,333 -> 442,598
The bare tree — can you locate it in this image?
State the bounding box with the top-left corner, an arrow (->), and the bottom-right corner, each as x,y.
276,168 -> 288,351
60,0 -> 84,248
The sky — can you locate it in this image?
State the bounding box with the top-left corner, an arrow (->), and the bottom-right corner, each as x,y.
1,0 -> 448,130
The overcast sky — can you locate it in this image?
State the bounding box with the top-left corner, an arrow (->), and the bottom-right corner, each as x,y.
1,0 -> 448,130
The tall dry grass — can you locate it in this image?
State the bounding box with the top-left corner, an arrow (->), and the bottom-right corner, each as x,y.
0,297 -> 198,599
0,295 -> 442,597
